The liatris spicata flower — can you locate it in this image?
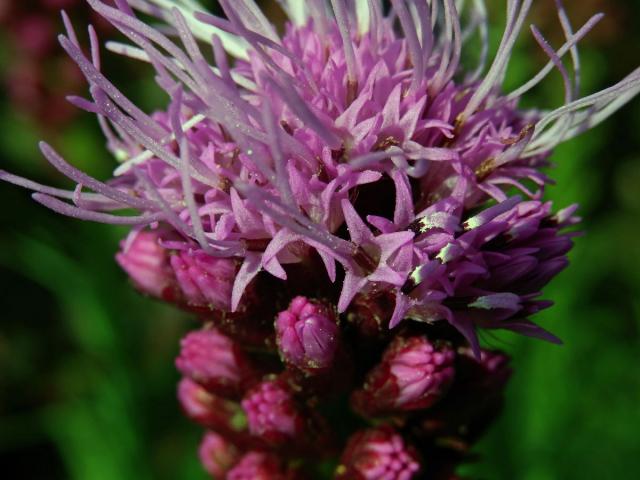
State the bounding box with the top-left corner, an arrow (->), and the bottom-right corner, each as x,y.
2,0 -> 639,478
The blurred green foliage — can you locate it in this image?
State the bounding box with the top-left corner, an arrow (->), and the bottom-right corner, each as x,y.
0,1 -> 639,479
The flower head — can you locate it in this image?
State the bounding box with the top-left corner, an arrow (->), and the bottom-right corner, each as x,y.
2,0 -> 637,349
2,0 -> 639,477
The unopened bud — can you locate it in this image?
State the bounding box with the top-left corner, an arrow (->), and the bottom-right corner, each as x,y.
176,328 -> 255,398
275,296 -> 339,372
241,379 -> 304,446
198,430 -> 239,478
336,427 -> 421,480
227,452 -> 292,480
177,377 -> 246,437
352,336 -> 455,417
170,249 -> 236,311
116,230 -> 174,299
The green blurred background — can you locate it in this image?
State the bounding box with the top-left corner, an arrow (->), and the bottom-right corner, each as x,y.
0,1 -> 638,478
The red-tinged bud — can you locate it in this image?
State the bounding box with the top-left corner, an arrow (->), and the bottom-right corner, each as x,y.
275,296 -> 339,372
177,377 -> 246,437
226,452 -> 293,480
170,249 -> 236,311
241,379 -> 305,446
352,336 -> 455,417
116,230 -> 174,299
176,328 -> 255,398
198,431 -> 239,478
336,427 -> 421,480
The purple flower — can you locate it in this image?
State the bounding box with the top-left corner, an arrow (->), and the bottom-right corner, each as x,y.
337,426 -> 421,480
198,430 -> 239,478
2,0 -> 636,349
352,335 -> 455,417
275,296 -> 339,372
175,327 -> 255,398
395,188 -> 578,356
2,0 -> 639,476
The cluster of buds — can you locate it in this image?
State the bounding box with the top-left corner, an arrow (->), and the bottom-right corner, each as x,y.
174,290 -> 512,477
2,0 -> 639,478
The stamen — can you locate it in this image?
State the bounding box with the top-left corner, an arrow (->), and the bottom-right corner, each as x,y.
32,193 -> 165,225
507,13 -> 603,100
530,25 -> 572,104
390,0 -> 424,91
261,102 -> 295,206
114,114 -> 206,175
39,142 -> 157,210
464,0 -> 489,82
179,135 -> 214,254
432,0 -> 462,94
460,0 -> 533,123
0,170 -> 117,208
217,0 -> 280,44
59,34 -> 167,139
331,0 -> 359,104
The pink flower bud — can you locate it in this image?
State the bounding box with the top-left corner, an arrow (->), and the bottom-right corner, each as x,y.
352,336 -> 455,417
241,379 -> 304,445
170,249 -> 236,311
116,230 -> 175,299
177,377 -> 245,436
337,427 -> 421,480
275,296 -> 339,372
176,328 -> 255,398
226,452 -> 290,480
198,431 -> 239,478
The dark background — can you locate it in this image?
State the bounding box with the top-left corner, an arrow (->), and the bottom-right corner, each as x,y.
1,1 -> 638,478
